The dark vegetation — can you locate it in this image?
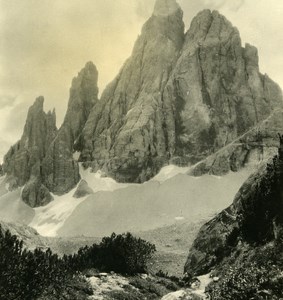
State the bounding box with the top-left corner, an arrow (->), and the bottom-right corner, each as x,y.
0,228 -> 156,299
238,156 -> 283,244
70,232 -> 156,274
237,135 -> 283,244
207,243 -> 283,299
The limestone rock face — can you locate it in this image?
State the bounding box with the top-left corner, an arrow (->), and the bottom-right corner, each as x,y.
79,5 -> 282,182
63,61 -> 99,149
191,109 -> 283,176
42,62 -> 99,194
3,97 -> 57,206
79,2 -> 185,182
163,10 -> 283,165
22,177 -> 53,208
3,62 -> 99,206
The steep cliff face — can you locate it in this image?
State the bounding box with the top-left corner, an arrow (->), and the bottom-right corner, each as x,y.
185,137 -> 283,276
42,62 -> 99,194
3,62 -> 99,206
78,4 -> 282,182
78,0 -> 185,182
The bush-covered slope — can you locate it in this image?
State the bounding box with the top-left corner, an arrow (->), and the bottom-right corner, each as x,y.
185,135 -> 283,299
0,225 -> 159,299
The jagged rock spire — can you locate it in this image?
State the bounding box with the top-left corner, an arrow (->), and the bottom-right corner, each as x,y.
2,61 -> 99,206
41,61 -> 99,195
3,96 -> 57,207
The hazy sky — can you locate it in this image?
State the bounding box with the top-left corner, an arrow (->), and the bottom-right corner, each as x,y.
0,0 -> 283,161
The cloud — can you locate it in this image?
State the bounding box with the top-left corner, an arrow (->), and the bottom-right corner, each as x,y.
0,0 -> 147,125
0,95 -> 17,109
202,0 -> 245,11
135,0 -> 154,19
3,100 -> 27,136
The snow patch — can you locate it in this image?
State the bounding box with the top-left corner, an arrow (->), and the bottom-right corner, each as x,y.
29,185 -> 86,237
175,216 -> 185,221
27,164 -> 254,237
79,165 -> 131,192
29,166 -> 133,237
29,166 -> 132,236
151,165 -> 191,182
211,175 -> 222,180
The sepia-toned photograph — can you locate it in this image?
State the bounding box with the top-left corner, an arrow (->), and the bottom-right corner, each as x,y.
0,0 -> 283,299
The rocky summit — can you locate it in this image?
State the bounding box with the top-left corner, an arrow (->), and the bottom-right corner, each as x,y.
2,0 -> 283,206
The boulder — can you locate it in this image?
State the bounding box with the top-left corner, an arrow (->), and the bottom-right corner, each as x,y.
73,180 -> 94,198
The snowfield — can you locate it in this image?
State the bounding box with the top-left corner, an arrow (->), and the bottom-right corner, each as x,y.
0,165 -> 255,237
29,187 -> 87,237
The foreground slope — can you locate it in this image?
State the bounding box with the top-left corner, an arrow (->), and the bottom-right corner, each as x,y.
185,136 -> 283,280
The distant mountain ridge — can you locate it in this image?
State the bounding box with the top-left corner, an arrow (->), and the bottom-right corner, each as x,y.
2,0 -> 283,207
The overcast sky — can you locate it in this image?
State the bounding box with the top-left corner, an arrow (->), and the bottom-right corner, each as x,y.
0,0 -> 283,162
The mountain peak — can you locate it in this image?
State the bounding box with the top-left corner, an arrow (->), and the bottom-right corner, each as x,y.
153,0 -> 181,16
33,96 -> 44,109
84,61 -> 97,70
